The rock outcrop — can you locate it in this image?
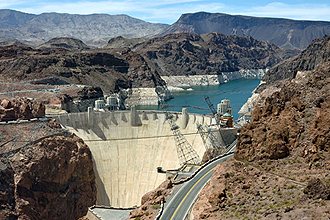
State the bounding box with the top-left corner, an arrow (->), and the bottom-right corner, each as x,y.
0,133 -> 96,220
0,98 -> 45,121
77,87 -> 103,100
104,36 -> 146,49
36,37 -> 91,50
263,35 -> 330,83
0,98 -> 96,219
0,108 -> 97,220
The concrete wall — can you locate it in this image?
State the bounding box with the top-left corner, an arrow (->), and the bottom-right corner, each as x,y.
53,109 -> 216,208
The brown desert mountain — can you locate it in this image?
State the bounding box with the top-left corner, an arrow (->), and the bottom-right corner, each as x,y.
159,12 -> 330,50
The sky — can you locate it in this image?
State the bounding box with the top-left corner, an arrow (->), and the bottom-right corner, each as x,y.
1,0 -> 330,24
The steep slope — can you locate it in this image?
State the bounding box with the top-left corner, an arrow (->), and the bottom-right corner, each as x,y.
104,36 -> 146,49
189,35 -> 330,220
263,35 -> 330,83
159,12 -> 330,50
0,98 -> 96,219
36,37 -> 91,50
132,32 -> 297,79
248,35 -> 330,110
0,46 -> 166,94
0,9 -> 169,47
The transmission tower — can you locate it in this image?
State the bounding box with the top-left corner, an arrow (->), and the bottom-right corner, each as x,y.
204,95 -> 220,124
163,108 -> 201,166
196,121 -> 225,152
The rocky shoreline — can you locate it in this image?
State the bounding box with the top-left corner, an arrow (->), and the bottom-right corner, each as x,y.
162,69 -> 265,89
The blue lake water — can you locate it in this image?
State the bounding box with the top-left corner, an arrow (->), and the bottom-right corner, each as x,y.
136,78 -> 261,120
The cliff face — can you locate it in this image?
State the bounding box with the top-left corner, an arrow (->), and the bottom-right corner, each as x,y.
159,12 -> 330,50
241,35 -> 330,113
262,35 -> 330,83
0,98 -> 96,219
132,32 -> 296,77
0,134 -> 96,220
190,36 -> 330,219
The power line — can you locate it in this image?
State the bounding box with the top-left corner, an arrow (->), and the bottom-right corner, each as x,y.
0,129 -> 226,143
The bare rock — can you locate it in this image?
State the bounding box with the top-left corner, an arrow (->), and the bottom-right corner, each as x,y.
303,178 -> 330,200
0,98 -> 45,121
0,133 -> 96,219
128,179 -> 173,220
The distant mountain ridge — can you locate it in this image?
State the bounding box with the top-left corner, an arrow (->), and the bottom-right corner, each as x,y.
0,9 -> 169,48
159,12 -> 330,50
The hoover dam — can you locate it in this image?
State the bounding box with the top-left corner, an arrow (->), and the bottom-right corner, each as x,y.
53,107 -> 235,208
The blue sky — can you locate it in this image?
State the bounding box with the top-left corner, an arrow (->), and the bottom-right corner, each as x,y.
1,0 -> 330,24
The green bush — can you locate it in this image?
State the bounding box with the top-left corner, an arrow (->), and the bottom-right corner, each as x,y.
151,203 -> 160,209
288,185 -> 295,189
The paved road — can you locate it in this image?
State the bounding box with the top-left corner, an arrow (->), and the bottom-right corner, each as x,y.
160,152 -> 234,220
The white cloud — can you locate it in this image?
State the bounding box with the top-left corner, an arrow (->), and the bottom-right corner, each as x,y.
11,0 -> 225,23
137,2 -> 225,23
0,0 -> 25,8
245,2 -> 330,21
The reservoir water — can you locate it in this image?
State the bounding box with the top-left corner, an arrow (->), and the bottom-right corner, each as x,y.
136,78 -> 261,120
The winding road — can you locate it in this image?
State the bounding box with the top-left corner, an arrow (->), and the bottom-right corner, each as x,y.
160,149 -> 235,220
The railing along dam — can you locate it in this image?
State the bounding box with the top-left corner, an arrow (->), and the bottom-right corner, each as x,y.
53,108 -> 220,208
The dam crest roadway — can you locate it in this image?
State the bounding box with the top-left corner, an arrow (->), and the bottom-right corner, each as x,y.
53,107 -> 237,208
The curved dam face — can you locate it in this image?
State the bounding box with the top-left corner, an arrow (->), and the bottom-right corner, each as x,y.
53,109 -> 216,208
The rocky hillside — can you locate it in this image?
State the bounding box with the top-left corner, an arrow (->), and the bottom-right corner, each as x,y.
0,45 -> 166,94
0,40 -> 28,47
132,32 -> 297,76
36,37 -> 91,50
188,36 -> 330,219
262,35 -> 330,83
104,36 -> 146,49
0,98 -> 96,219
159,12 -> 330,50
0,9 -> 169,47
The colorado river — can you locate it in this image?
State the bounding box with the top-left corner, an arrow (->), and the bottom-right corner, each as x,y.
136,78 -> 261,120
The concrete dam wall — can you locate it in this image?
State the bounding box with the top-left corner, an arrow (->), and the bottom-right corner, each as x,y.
53,109 -> 217,208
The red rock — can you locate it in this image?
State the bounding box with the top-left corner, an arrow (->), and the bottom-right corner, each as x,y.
0,98 -> 45,122
0,134 -> 96,219
1,99 -> 12,109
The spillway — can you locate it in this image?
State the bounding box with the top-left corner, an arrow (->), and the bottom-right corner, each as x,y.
53,108 -> 218,208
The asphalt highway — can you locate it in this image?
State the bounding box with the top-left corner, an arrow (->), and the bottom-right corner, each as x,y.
160,152 -> 234,220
